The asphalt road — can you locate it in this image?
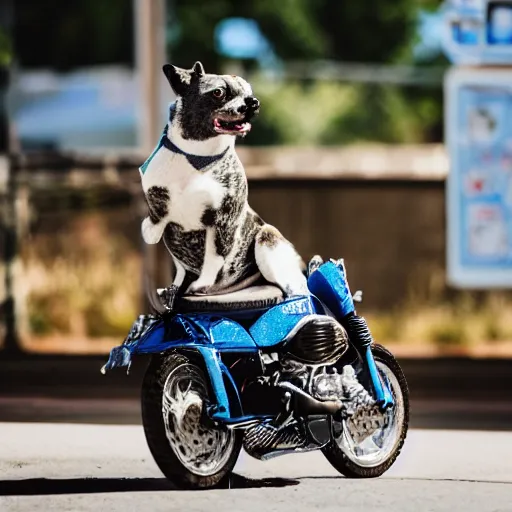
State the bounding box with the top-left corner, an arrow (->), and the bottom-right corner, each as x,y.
1,424 -> 511,512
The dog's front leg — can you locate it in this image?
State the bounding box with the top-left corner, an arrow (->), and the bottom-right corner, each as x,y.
141,186 -> 171,244
141,216 -> 167,244
187,227 -> 224,294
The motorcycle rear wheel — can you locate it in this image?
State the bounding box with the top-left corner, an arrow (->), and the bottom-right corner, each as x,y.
322,344 -> 409,478
141,352 -> 242,489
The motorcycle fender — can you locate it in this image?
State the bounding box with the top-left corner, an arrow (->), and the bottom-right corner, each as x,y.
101,315 -> 183,372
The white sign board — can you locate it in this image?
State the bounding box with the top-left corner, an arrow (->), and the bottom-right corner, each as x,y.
445,67 -> 512,287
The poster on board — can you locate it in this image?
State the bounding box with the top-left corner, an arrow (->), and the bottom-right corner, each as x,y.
445,67 -> 512,287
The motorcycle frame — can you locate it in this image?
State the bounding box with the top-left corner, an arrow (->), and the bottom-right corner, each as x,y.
102,261 -> 394,426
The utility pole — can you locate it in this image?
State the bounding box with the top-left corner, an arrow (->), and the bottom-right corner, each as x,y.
134,0 -> 167,154
134,0 -> 173,311
0,0 -> 20,354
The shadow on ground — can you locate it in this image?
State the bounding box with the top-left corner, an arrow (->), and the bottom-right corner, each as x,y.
0,474 -> 300,496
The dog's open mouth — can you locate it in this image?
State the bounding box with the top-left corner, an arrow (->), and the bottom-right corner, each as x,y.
213,117 -> 251,135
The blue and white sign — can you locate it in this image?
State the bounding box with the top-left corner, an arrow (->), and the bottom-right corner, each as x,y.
442,0 -> 512,64
446,67 -> 512,287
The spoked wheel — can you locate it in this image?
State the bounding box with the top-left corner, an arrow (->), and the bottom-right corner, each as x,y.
322,344 -> 409,478
141,352 -> 242,489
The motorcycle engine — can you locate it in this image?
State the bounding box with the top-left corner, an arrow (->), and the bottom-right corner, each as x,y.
284,315 -> 349,365
241,316 -> 365,459
280,358 -> 347,403
242,359 -> 348,460
310,368 -> 345,401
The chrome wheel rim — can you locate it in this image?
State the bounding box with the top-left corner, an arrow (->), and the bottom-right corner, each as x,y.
336,361 -> 405,468
162,363 -> 235,476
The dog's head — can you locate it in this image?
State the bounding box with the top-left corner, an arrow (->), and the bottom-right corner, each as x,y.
163,61 -> 260,141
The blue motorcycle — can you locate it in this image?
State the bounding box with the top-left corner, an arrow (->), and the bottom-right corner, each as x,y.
102,257 -> 409,489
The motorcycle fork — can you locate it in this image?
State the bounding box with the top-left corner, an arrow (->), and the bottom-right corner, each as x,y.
349,341 -> 394,411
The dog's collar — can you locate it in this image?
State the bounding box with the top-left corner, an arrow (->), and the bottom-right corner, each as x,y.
160,129 -> 229,171
139,104 -> 229,174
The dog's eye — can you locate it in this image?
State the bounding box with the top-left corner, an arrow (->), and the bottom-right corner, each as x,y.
212,88 -> 225,99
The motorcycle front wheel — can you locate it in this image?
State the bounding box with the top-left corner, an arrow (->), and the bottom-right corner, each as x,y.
141,352 -> 242,489
322,344 -> 409,478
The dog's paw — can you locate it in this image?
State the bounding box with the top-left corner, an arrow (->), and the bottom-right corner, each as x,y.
186,280 -> 212,295
141,217 -> 164,244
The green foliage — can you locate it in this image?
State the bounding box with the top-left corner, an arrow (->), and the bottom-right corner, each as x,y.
0,28 -> 12,67
13,0 -> 435,70
313,0 -> 417,64
168,0 -> 446,145
321,84 -> 422,144
170,0 -> 419,68
13,0 -> 133,70
250,0 -> 328,59
246,79 -> 354,145
242,78 -> 444,146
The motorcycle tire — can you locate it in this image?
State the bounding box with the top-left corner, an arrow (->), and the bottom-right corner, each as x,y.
141,352 -> 243,489
322,343 -> 410,478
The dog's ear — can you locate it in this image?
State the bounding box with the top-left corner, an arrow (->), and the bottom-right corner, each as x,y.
162,62 -> 205,96
192,61 -> 205,76
162,64 -> 192,96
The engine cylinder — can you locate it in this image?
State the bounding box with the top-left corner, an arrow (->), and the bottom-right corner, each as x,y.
284,316 -> 348,364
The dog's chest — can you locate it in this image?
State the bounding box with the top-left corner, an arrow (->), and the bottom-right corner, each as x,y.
141,148 -> 226,230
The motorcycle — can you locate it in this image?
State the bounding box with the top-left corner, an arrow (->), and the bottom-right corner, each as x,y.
102,257 -> 409,489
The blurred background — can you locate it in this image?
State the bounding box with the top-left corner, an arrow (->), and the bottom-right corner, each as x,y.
1,0 -> 512,367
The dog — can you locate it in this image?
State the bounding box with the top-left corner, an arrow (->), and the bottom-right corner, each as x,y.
140,61 -> 309,309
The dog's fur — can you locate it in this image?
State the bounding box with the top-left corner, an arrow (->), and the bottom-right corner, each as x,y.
140,61 -> 308,305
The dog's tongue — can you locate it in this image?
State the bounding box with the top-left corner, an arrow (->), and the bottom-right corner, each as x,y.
214,118 -> 250,133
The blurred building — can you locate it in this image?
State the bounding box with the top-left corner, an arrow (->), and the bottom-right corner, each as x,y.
9,67 -> 138,150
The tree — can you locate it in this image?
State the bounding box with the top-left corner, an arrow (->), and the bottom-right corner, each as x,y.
170,0 -> 418,69
12,0 -> 423,71
13,0 -> 133,70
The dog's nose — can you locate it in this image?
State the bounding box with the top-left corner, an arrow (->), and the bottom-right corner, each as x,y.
246,96 -> 260,110
238,96 -> 260,115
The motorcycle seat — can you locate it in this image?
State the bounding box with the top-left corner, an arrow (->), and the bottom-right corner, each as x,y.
177,285 -> 284,313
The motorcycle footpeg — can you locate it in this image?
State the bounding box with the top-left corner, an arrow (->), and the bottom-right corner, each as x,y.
157,284 -> 179,311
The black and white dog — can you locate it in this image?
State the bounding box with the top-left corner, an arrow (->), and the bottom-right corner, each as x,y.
140,61 -> 308,308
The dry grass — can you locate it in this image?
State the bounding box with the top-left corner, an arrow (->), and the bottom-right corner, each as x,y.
366,291 -> 512,348
18,213 -> 512,354
22,212 -> 141,341
362,264 -> 512,349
